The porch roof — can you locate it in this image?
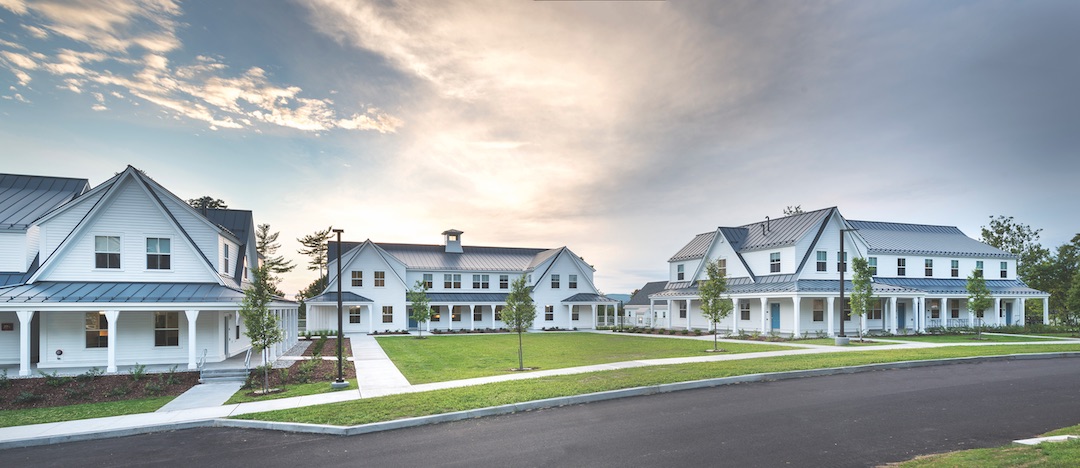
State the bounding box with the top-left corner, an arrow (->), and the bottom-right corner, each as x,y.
306,291 -> 373,303
0,281 -> 249,303
875,278 -> 1047,296
562,293 -> 619,303
425,292 -> 509,302
648,277 -> 1047,299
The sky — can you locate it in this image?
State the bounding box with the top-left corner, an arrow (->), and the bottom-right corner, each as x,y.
1,0 -> 1078,297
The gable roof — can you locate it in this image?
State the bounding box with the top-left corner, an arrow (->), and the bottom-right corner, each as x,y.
669,207 -> 834,262
0,173 -> 89,230
204,209 -> 255,284
330,241 -> 558,272
847,220 -> 1014,259
626,280 -> 668,306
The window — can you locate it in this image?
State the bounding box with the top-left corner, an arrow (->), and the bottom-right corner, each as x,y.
836,251 -> 847,272
931,299 -> 941,319
349,307 -> 362,324
950,299 -> 961,318
975,261 -> 984,278
1000,261 -> 1008,279
868,299 -> 883,320
85,312 -> 108,348
153,312 -> 179,347
924,259 -> 933,277
740,302 -> 750,321
94,236 -> 121,269
494,305 -> 503,321
770,252 -> 780,273
951,260 -> 959,277
423,274 -> 433,289
146,238 -> 170,270
545,305 -> 554,321
351,271 -> 363,287
473,306 -> 482,321
718,259 -> 727,277
374,271 -> 385,287
430,307 -> 441,322
500,275 -> 509,289
382,305 -> 393,323
677,264 -> 685,281
473,274 -> 489,289
897,258 -> 906,276
816,251 -> 827,272
451,307 -> 461,322
868,257 -> 877,276
572,306 -> 579,321
679,301 -> 687,318
813,299 -> 824,322
551,274 -> 560,289
569,274 -> 578,289
444,274 -> 461,289
842,298 -> 852,321
222,244 -> 230,273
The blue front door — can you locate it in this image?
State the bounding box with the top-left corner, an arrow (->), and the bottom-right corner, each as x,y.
897,303 -> 906,330
408,307 -> 418,329
770,303 -> 781,329
1005,302 -> 1013,325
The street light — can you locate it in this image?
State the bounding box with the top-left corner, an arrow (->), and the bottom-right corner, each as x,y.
331,228 -> 348,389
837,227 -> 858,345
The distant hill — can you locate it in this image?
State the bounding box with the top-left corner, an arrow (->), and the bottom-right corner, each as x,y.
605,293 -> 631,303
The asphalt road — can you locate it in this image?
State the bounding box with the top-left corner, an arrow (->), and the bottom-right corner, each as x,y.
3,357 -> 1080,467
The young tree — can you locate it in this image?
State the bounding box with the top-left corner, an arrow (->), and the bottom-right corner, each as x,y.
699,258 -> 734,351
502,275 -> 535,371
407,280 -> 433,338
255,223 -> 295,296
239,265 -> 284,394
1065,269 -> 1080,327
849,257 -> 875,341
187,196 -> 228,210
297,226 -> 334,277
966,270 -> 993,338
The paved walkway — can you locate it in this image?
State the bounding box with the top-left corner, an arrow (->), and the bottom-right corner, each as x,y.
0,331 -> 1076,448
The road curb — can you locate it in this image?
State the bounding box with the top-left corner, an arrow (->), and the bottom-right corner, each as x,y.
3,351 -> 1079,449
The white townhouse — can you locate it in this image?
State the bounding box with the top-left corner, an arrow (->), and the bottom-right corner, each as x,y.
648,207 -> 1050,336
305,230 -> 617,333
0,166 -> 298,376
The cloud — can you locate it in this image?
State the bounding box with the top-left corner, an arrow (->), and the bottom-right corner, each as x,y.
0,0 -> 401,134
0,0 -> 28,15
91,103 -> 106,111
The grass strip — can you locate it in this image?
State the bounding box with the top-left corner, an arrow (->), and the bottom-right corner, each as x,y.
897,422 -> 1080,467
225,379 -> 358,404
0,396 -> 174,429
886,334 -> 1058,343
377,332 -> 789,384
234,343 -> 1080,427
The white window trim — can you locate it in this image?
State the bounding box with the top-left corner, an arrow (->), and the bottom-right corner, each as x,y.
144,235 -> 173,273
92,233 -> 124,272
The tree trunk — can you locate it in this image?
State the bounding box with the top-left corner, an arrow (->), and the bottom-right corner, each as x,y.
517,330 -> 524,370
262,348 -> 270,393
713,321 -> 719,351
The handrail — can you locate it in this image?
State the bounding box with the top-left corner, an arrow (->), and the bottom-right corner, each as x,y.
196,348 -> 208,371
244,348 -> 252,370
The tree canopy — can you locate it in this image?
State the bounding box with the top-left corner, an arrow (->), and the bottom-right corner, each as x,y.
502,275 -> 535,371
407,280 -> 433,338
298,226 -> 334,277
698,258 -> 733,351
966,270 -> 993,336
783,205 -> 804,216
849,257 -> 874,341
187,196 -> 228,210
980,215 -> 1049,281
239,265 -> 284,394
255,223 -> 294,297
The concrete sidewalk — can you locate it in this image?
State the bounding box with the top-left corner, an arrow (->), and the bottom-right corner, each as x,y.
2,331 -> 1077,449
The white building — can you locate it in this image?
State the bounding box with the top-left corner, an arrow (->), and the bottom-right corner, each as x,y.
0,166 -> 298,376
649,207 -> 1050,336
305,230 -> 617,332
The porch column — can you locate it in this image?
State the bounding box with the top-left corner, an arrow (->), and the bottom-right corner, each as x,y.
185,310 -> 200,370
792,296 -> 801,338
16,310 -> 34,376
492,305 -> 497,329
470,304 -> 476,331
941,298 -> 949,329
686,300 -> 692,330
994,297 -> 1001,327
889,297 -> 898,333
826,297 -> 835,337
1043,297 -> 1049,325
760,297 -> 768,333
104,310 -> 120,373
730,299 -> 739,335
667,299 -> 673,329
1017,298 -> 1026,326
592,304 -> 598,329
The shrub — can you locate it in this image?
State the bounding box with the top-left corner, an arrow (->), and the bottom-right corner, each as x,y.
311,335 -> 328,356
107,384 -> 131,397
129,363 -> 147,382
278,368 -> 290,387
144,381 -> 165,396
0,369 -> 9,388
40,369 -> 73,387
163,365 -> 181,385
296,357 -> 319,384
64,383 -> 91,400
76,367 -> 104,382
14,391 -> 43,404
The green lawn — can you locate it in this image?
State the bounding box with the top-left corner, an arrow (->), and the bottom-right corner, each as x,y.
897,423 -> 1080,467
225,379 -> 358,404
376,332 -> 790,384
0,396 -> 174,428
794,338 -> 889,346
234,343 -> 1080,427
888,334 -> 1058,343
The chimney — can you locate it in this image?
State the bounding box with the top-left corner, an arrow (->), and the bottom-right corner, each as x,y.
766,216 -> 771,233
442,229 -> 463,253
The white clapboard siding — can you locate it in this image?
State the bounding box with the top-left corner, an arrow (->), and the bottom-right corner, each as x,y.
156,191 -> 220,266
39,177 -> 219,283
0,311 -> 19,364
24,225 -> 39,269
39,189 -> 105,262
0,231 -> 24,272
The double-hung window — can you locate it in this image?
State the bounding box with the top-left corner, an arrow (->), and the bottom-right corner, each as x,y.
951,260 -> 959,277
1000,262 -> 1008,279
924,259 -> 933,277
677,264 -> 685,281
146,238 -> 170,270
897,258 -> 906,276
816,251 -> 827,272
349,307 -> 362,324
740,302 -> 750,321
494,305 -> 503,321
154,312 -> 179,347
975,261 -> 984,278
422,273 -> 432,289
473,274 -> 489,289
813,299 -> 824,322
770,253 -> 780,273
85,312 -> 108,348
868,257 -> 878,275
544,305 -> 554,321
718,259 -> 727,277
551,274 -> 560,289
836,251 -> 847,272
444,274 -> 461,289
95,236 -> 121,269
569,274 -> 578,289
374,271 -> 385,287
222,244 -> 230,273
679,302 -> 687,318
382,306 -> 393,323
351,271 -> 363,287
473,306 -> 482,321
499,275 -> 509,289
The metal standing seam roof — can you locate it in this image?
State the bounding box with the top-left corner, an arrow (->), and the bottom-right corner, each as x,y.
668,207 -> 834,261
648,277 -> 1045,299
330,241 -> 559,272
0,174 -> 89,230
875,278 -> 1046,296
626,281 -> 669,306
847,220 -> 1015,259
669,232 -> 717,262
306,291 -> 373,303
562,293 -> 618,303
0,282 -> 249,303
203,209 -> 253,244
424,292 -> 510,302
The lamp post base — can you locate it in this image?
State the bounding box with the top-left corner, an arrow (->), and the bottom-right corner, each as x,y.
331,380 -> 350,389
834,336 -> 850,346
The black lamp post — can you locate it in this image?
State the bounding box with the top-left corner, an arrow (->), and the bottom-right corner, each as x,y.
331,228 -> 348,389
837,227 -> 858,343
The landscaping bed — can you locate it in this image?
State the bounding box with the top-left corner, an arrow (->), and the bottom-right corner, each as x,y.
612,327 -> 705,337
431,328 -> 510,335
0,367 -> 198,411
301,337 -> 351,357
231,357 -> 357,403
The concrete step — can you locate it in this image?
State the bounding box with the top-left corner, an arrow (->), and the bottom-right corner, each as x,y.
199,368 -> 250,383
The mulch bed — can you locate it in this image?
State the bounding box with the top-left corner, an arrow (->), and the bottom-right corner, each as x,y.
613,328 -> 707,337
242,357 -> 357,394
301,337 -> 351,357
0,369 -> 199,411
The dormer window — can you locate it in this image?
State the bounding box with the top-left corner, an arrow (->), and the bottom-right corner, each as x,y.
1000,261 -> 1008,279
677,264 -> 685,281
769,253 -> 780,273
222,244 -> 230,274
95,236 -> 121,269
